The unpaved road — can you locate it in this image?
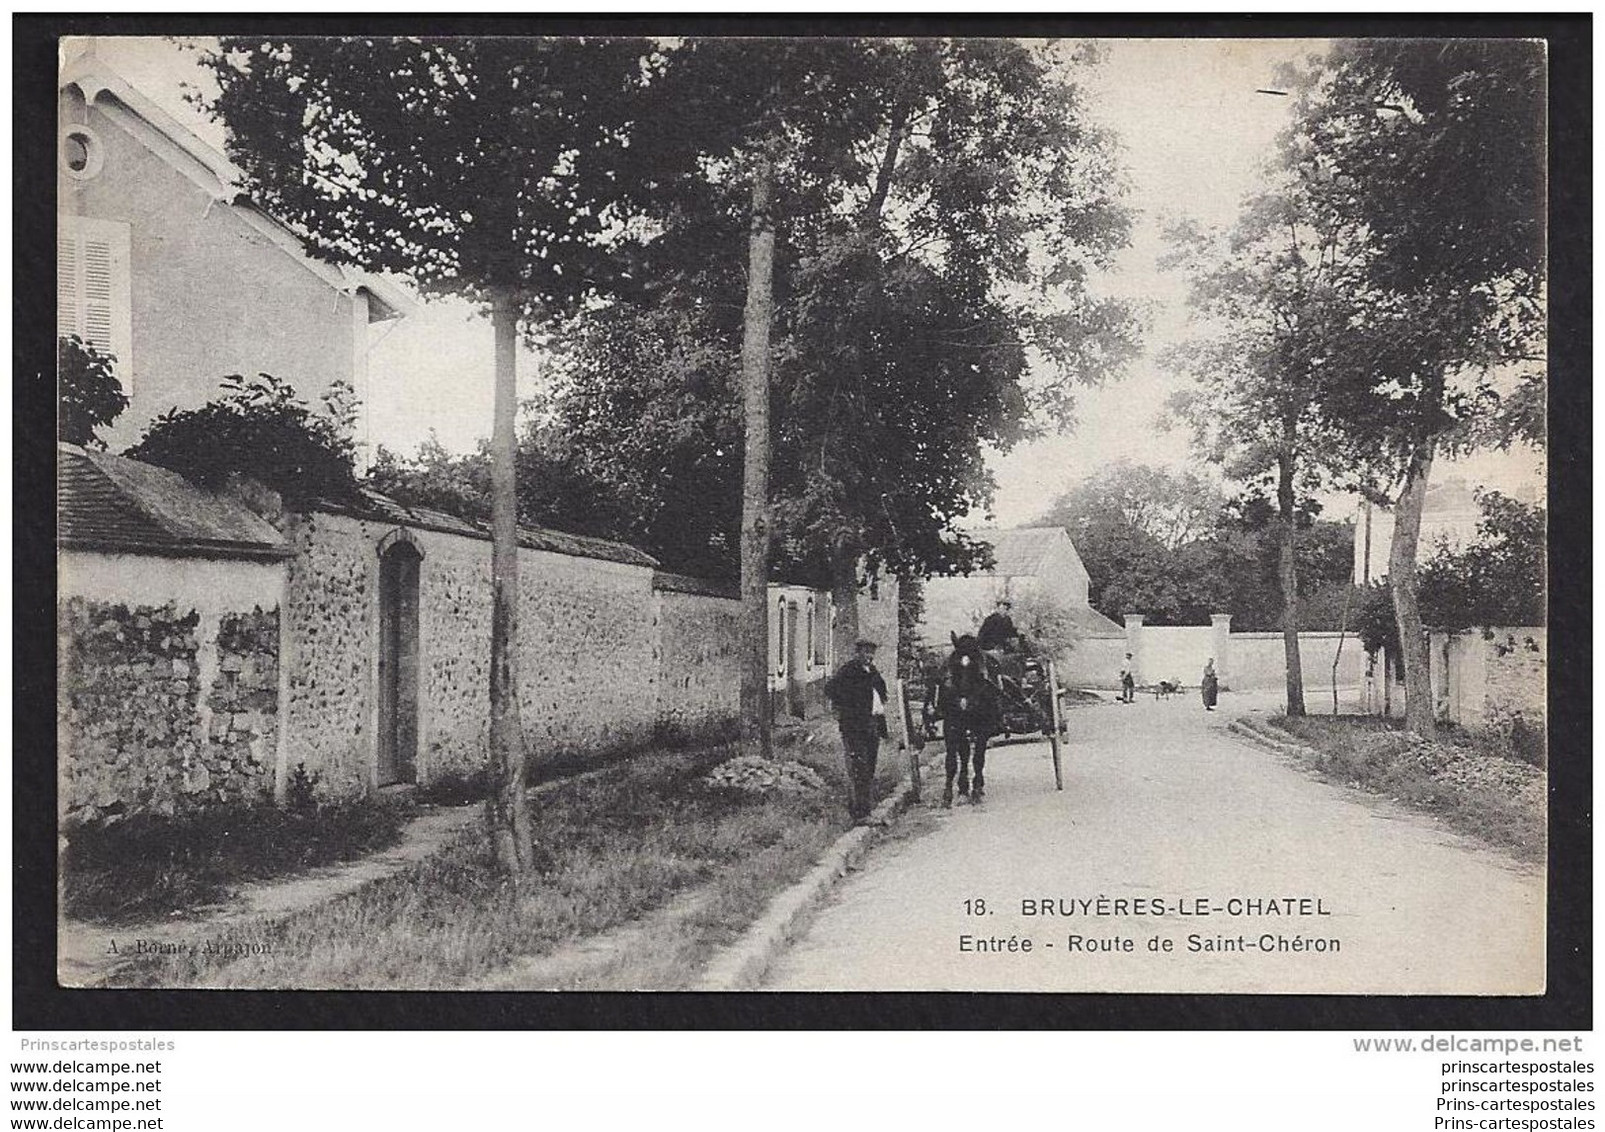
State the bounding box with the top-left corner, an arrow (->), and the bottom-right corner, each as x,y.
764,692 -> 1545,993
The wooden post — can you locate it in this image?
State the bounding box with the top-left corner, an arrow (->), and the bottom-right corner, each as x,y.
895,678 -> 921,801
1047,660 -> 1064,792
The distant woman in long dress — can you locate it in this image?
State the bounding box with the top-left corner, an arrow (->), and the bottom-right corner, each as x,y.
1201,658 -> 1219,711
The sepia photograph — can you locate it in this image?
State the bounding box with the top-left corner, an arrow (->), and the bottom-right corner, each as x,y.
46,27 -> 1556,1001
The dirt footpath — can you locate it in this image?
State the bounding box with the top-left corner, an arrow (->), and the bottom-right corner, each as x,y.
763,692 -> 1545,993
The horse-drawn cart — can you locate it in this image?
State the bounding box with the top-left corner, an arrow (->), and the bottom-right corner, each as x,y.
913,643 -> 1067,791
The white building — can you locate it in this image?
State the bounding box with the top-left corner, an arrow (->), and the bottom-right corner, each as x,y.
917,527 -> 1123,649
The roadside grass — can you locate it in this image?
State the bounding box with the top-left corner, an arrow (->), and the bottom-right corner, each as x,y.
547,817 -> 852,991
65,727 -> 745,927
61,799 -> 413,925
1270,714 -> 1545,862
107,731 -> 900,989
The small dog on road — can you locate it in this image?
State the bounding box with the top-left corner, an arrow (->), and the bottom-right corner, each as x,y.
1154,679 -> 1181,700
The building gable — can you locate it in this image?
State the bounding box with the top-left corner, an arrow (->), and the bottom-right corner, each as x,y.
971,526 -> 1090,585
59,56 -> 411,324
58,49 -> 417,452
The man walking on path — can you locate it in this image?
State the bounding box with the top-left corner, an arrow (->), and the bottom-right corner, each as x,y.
825,639 -> 889,823
1119,652 -> 1135,703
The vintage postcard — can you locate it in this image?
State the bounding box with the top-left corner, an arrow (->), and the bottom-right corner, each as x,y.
50,30 -> 1553,999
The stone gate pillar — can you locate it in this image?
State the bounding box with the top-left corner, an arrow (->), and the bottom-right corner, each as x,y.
1211,613 -> 1233,690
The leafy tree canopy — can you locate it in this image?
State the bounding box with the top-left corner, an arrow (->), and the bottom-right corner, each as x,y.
366,435 -> 492,524
125,373 -> 360,506
1041,460 -> 1225,552
58,335 -> 128,449
367,424 -> 632,544
1276,40 -> 1547,734
1211,491 -> 1356,632
1352,582 -> 1400,661
199,36 -> 654,314
1418,491 -> 1546,631
1285,38 -> 1547,478
1037,462 -> 1228,624
196,35 -> 671,870
547,38 -> 1137,584
1353,491 -> 1544,655
1037,467 -> 1357,628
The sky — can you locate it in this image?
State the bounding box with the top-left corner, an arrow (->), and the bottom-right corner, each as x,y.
83,35 -> 1542,527
977,38 -> 1318,526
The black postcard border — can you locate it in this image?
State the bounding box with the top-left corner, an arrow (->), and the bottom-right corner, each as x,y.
14,11 -> 1591,1032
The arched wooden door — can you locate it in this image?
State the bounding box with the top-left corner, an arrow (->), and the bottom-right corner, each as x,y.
377,540 -> 422,786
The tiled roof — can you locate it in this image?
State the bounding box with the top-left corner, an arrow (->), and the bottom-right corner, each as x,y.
970,527 -> 1072,578
59,443 -> 661,569
653,571 -> 739,599
58,444 -> 290,559
315,489 -> 660,570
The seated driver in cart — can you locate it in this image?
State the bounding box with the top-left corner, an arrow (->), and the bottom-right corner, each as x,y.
976,599 -> 1031,685
977,598 -> 1018,653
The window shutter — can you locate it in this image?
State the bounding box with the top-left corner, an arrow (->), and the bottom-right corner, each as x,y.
82,240 -> 115,353
57,235 -> 78,338
57,216 -> 132,392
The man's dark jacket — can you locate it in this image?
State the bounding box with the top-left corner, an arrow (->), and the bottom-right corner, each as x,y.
977,611 -> 1018,651
826,659 -> 889,737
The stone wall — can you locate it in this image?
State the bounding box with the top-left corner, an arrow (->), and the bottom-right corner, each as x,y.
284,510 -> 662,796
1483,628 -> 1546,733
282,511 -> 377,798
1053,613 -> 1368,693
1430,627 -> 1546,737
1057,636 -> 1130,690
60,513 -> 907,819
57,551 -> 285,828
1227,631 -> 1367,693
504,536 -> 658,762
657,585 -> 744,739
204,609 -> 281,801
1138,625 -> 1223,687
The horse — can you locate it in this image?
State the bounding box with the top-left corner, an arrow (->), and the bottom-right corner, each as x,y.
929,633 -> 1001,807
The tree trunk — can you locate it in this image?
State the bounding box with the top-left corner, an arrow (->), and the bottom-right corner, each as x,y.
738,155 -> 777,758
864,101 -> 909,225
1276,448 -> 1306,717
1389,439 -> 1437,738
830,550 -> 860,664
485,287 -> 534,870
